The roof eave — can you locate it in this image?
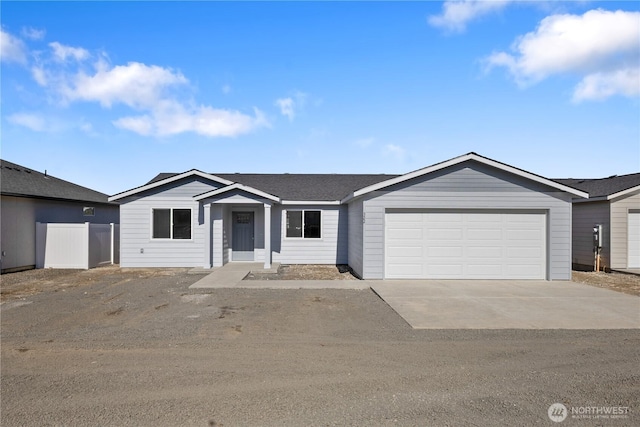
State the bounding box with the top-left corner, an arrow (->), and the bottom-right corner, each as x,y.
2,192 -> 115,205
109,170 -> 235,201
194,183 -> 280,203
281,200 -> 341,205
607,184 -> 640,201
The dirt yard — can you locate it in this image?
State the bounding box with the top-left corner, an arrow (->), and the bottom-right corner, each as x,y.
572,270 -> 640,297
245,264 -> 358,280
1,267 -> 638,426
2,266 -> 639,302
0,265 -> 196,303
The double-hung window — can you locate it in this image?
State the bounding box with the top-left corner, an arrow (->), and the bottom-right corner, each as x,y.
286,210 -> 321,239
152,208 -> 192,240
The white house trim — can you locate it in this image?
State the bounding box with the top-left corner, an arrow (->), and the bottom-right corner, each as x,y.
341,152 -> 589,203
109,170 -> 234,201
281,200 -> 341,205
608,185 -> 640,201
194,183 -> 280,203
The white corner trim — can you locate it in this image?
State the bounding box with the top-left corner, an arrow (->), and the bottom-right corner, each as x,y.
341,153 -> 589,202
194,183 -> 280,202
109,170 -> 234,201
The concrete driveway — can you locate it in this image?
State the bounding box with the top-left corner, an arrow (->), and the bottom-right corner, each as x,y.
368,280 -> 640,329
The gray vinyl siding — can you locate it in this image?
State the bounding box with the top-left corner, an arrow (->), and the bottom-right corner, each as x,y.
570,201 -> 610,269
360,161 -> 574,280
347,199 -> 364,277
610,191 -> 640,269
118,178 -> 220,267
0,195 -> 118,272
271,205 -> 348,264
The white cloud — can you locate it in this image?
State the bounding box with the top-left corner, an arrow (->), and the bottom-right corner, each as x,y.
428,0 -> 513,33
114,101 -> 269,138
7,113 -> 46,131
275,91 -> 308,121
21,27 -> 45,40
31,66 -> 48,86
1,28 -> 27,64
61,62 -> 188,108
49,41 -> 90,62
384,144 -> 406,160
113,115 -> 154,136
6,32 -> 270,138
573,67 -> 640,102
275,97 -> 294,120
485,9 -> 640,101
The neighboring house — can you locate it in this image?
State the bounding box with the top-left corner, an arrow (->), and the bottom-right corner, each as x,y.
556,174 -> 640,271
1,160 -> 120,273
109,153 -> 587,280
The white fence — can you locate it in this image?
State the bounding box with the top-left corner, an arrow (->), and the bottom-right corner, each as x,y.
36,223 -> 120,269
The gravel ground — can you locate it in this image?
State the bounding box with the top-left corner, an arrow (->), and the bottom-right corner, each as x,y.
572,271 -> 640,297
245,264 -> 358,280
1,268 -> 639,426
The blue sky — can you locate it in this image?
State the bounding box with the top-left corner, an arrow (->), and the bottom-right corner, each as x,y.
1,1 -> 639,195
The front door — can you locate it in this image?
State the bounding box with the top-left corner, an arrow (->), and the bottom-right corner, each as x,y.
232,212 -> 254,261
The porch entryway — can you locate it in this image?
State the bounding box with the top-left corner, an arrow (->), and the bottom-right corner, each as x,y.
232,212 -> 255,261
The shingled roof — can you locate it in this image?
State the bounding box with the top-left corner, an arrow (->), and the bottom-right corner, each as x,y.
146,172 -> 399,201
555,173 -> 640,199
1,159 -> 113,204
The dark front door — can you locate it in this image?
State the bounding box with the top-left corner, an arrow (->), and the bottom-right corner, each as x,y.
232,212 -> 254,261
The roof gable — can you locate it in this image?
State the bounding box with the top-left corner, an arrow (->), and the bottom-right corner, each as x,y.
342,152 -> 588,202
1,159 -> 112,204
194,183 -> 280,202
109,170 -> 234,201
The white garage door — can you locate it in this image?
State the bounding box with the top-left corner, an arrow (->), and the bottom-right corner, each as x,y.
385,211 -> 546,279
628,210 -> 640,268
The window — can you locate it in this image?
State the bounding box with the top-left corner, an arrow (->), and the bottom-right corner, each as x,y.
83,207 -> 95,216
286,210 -> 321,239
152,208 -> 191,239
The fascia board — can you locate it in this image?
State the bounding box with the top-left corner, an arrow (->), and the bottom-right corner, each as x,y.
109,170 -> 234,201
607,185 -> 640,201
194,183 -> 280,202
281,200 -> 341,205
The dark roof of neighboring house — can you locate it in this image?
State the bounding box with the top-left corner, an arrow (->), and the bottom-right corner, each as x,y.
1,159 -> 113,204
555,173 -> 640,199
148,172 -> 400,201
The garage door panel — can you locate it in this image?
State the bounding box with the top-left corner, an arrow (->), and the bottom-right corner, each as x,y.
428,246 -> 463,257
467,228 -> 503,240
428,264 -> 464,276
507,246 -> 543,258
387,228 -> 423,240
386,245 -> 422,257
428,228 -> 463,240
385,211 -> 546,279
387,213 -> 423,224
467,246 -> 502,257
505,265 -> 543,277
467,264 -> 503,276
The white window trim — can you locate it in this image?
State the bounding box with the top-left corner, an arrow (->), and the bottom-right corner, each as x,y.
284,209 -> 322,240
150,207 -> 194,241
